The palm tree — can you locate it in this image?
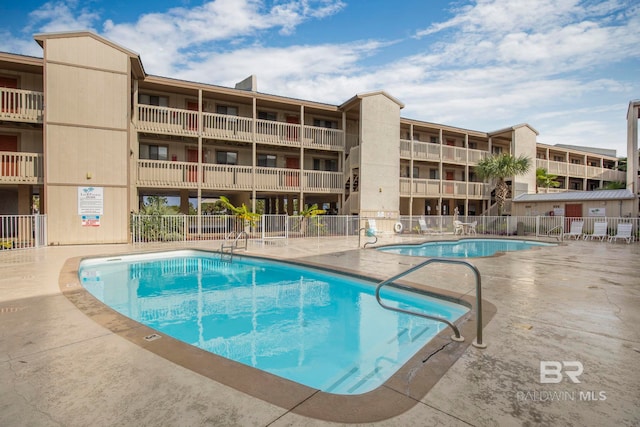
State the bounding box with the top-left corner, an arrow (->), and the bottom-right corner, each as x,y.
218,196 -> 260,229
475,154 -> 531,215
536,168 -> 560,193
297,203 -> 326,235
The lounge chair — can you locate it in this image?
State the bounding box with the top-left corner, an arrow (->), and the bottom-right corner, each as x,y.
608,223 -> 633,244
563,220 -> 584,240
418,218 -> 441,234
585,221 -> 608,241
453,220 -> 464,235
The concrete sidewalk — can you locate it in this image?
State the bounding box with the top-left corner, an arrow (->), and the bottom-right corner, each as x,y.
1,236 -> 639,426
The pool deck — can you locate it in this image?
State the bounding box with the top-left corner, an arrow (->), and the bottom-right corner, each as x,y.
1,235 -> 639,426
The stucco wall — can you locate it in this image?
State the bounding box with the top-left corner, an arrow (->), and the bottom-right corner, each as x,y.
43,35 -> 130,244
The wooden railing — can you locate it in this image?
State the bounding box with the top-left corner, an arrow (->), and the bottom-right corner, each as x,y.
0,152 -> 44,183
537,158 -> 625,181
0,88 -> 43,123
136,105 -> 345,150
137,160 -> 343,192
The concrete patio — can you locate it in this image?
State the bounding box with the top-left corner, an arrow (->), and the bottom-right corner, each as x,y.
1,235 -> 639,426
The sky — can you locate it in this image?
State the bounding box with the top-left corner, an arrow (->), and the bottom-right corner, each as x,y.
1,0 -> 639,157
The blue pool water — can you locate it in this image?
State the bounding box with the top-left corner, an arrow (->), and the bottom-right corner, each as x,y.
378,239 -> 555,258
79,250 -> 468,395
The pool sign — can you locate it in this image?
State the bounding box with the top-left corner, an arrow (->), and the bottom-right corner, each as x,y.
81,215 -> 101,227
78,187 -> 104,215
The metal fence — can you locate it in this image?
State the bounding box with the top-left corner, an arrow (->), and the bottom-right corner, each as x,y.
0,214 -> 47,250
130,214 -> 639,244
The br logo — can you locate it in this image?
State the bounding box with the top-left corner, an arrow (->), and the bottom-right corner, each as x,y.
540,361 -> 583,384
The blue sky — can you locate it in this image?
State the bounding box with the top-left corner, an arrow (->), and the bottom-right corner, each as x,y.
1,0 -> 639,157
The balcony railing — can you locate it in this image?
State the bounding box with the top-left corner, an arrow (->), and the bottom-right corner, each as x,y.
0,88 -> 43,123
400,178 -> 489,198
537,159 -> 626,181
0,152 -> 44,184
137,160 -> 343,193
137,105 -> 344,150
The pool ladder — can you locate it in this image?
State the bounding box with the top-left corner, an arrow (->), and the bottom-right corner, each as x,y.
219,231 -> 248,262
375,258 -> 486,348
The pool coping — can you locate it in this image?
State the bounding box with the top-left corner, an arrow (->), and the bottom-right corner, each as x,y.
59,248 -> 497,423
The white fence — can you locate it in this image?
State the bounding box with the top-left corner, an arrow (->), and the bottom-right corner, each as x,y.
0,215 -> 47,250
130,214 -> 639,244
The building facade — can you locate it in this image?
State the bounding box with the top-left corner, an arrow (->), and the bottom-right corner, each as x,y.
0,32 -> 631,244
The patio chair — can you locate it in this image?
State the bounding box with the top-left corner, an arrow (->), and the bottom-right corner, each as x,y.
585,221 -> 608,241
608,223 -> 633,244
366,219 -> 377,237
453,220 -> 464,235
467,221 -> 478,235
563,220 -> 584,240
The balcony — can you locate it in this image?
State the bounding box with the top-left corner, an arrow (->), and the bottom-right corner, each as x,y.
0,152 -> 44,184
537,159 -> 626,181
137,105 -> 344,151
137,160 -> 343,193
400,178 -> 489,199
0,88 -> 44,123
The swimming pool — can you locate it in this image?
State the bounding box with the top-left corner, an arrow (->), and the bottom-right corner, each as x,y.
378,238 -> 555,258
78,250 -> 469,395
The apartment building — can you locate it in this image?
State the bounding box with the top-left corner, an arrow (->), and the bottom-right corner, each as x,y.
0,32 -> 631,244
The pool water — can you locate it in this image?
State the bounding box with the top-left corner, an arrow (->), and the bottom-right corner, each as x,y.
378,239 -> 555,258
79,250 -> 468,395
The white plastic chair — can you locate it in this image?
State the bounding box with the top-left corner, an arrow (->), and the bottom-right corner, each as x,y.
585,222 -> 608,241
467,220 -> 477,235
563,221 -> 584,240
453,220 -> 464,235
608,223 -> 633,244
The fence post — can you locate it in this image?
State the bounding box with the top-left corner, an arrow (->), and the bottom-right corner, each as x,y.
261,215 -> 265,241
183,215 -> 188,241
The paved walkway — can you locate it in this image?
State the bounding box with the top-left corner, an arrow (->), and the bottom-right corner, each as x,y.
1,235 -> 639,426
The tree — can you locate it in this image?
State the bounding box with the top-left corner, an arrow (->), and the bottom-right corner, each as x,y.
297,203 -> 326,235
218,196 -> 260,228
139,196 -> 179,215
475,154 -> 531,215
599,181 -> 626,190
536,168 -> 560,193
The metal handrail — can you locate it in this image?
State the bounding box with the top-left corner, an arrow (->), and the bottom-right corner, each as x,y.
546,225 -> 564,241
375,258 -> 486,348
358,227 -> 378,248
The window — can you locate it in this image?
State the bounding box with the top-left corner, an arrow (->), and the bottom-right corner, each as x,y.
139,94 -> 168,107
430,136 -> 439,144
571,159 -> 581,164
325,159 -> 338,172
405,166 -> 419,178
258,154 -> 277,167
146,145 -> 168,160
312,159 -> 338,171
553,155 -> 563,162
258,111 -> 277,121
413,133 -> 421,141
217,105 -> 238,116
468,142 -> 477,149
429,169 -> 439,179
313,119 -> 338,129
216,151 -> 237,165
492,146 -> 503,154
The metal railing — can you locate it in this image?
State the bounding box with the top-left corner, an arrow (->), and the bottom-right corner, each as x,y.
375,258 -> 485,348
0,215 -> 47,250
129,214 -> 640,243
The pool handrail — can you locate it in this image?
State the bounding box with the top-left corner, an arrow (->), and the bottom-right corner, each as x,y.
359,227 -> 377,248
219,231 -> 249,261
375,258 -> 486,348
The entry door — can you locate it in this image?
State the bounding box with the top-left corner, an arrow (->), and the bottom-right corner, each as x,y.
187,149 -> 198,182
444,170 -> 454,194
186,101 -> 198,131
286,157 -> 300,187
0,77 -> 18,113
0,134 -> 18,177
